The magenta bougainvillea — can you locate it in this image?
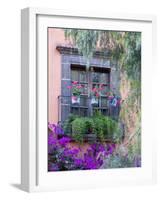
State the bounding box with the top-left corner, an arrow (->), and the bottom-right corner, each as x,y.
48,123 -> 115,171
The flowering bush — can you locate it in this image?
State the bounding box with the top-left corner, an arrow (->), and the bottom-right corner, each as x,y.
91,85 -> 105,98
48,123 -> 116,171
67,81 -> 82,96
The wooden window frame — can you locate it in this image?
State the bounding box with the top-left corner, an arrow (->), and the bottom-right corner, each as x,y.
70,64 -> 111,117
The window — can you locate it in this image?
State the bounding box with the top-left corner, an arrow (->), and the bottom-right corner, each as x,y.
70,65 -> 110,116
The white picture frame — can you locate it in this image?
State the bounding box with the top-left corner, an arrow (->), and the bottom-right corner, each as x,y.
21,7 -> 157,192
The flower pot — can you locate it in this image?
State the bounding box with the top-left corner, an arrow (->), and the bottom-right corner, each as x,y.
91,97 -> 98,105
84,133 -> 97,143
71,96 -> 80,104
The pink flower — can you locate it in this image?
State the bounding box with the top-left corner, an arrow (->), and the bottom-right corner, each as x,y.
72,81 -> 78,85
67,85 -> 72,89
108,95 -> 113,100
117,100 -> 121,106
99,87 -> 104,91
95,92 -> 99,97
92,88 -> 97,92
64,82 -> 67,85
76,85 -> 82,89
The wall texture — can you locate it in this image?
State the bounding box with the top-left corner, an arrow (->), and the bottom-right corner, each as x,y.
48,28 -> 67,123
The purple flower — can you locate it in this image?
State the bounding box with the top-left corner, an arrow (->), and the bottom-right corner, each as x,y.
48,123 -> 64,135
74,158 -> 83,166
91,143 -> 97,150
70,148 -> 79,155
55,125 -> 64,135
62,147 -> 69,155
48,123 -> 118,171
86,148 -> 93,154
48,134 -> 57,145
48,122 -> 56,132
84,157 -> 97,169
98,144 -> 105,152
111,143 -> 116,149
107,144 -> 115,154
63,148 -> 79,157
58,137 -> 71,146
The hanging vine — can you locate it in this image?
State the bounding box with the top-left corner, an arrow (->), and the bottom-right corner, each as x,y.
65,29 -> 99,70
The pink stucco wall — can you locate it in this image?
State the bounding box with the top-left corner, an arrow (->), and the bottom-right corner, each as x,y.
48,28 -> 68,123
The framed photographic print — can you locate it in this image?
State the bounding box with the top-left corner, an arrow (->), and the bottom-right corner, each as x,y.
21,8 -> 157,192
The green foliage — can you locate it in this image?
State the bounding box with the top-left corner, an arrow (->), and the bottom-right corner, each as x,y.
71,82 -> 82,96
72,87 -> 81,96
83,117 -> 95,133
102,143 -> 141,169
128,117 -> 141,158
93,111 -> 118,141
65,29 -> 99,70
99,31 -> 141,82
103,154 -> 133,168
65,29 -> 141,93
123,32 -> 141,81
71,117 -> 96,143
63,114 -> 77,134
72,118 -> 86,143
101,124 -> 141,168
92,117 -> 105,141
70,111 -> 119,143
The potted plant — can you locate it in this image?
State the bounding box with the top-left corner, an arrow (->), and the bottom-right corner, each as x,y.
84,117 -> 97,143
106,91 -> 113,105
91,86 -> 101,105
71,117 -> 97,143
67,81 -> 82,104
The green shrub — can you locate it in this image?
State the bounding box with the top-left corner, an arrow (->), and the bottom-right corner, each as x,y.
93,111 -> 118,140
102,154 -> 133,168
92,117 -> 104,141
66,111 -> 120,143
84,117 -> 95,134
72,118 -> 86,143
104,117 -> 118,139
63,114 -> 78,134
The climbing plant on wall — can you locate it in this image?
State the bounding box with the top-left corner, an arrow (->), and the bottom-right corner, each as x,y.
65,29 -> 141,82
65,29 -> 99,70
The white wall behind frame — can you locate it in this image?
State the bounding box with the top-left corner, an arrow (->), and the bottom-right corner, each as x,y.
0,0 -> 160,200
